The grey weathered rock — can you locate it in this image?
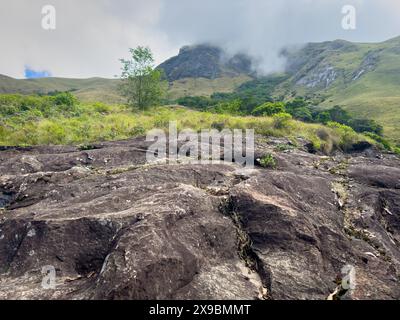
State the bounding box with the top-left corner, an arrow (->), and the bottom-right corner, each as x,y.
0,137 -> 399,300
157,44 -> 253,81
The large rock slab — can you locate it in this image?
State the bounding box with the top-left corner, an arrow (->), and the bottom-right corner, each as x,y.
0,137 -> 399,300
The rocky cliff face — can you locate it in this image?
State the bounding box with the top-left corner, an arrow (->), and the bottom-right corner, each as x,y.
281,37 -> 400,92
0,137 -> 399,300
157,44 -> 254,81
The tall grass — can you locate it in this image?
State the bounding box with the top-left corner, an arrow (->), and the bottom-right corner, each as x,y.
0,94 -> 382,153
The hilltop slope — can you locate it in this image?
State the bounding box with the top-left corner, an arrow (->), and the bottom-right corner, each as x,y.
157,44 -> 254,99
157,44 -> 254,81
279,36 -> 400,142
1,37 -> 399,140
0,76 -> 121,104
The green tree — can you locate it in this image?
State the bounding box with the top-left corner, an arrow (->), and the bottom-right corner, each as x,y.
292,107 -> 313,122
328,106 -> 350,124
347,118 -> 383,136
285,97 -> 308,113
119,46 -> 166,110
314,111 -> 332,124
252,102 -> 286,116
273,112 -> 292,129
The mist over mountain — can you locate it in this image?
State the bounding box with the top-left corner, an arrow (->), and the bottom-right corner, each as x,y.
2,0 -> 400,78
1,36 -> 400,141
157,44 -> 254,81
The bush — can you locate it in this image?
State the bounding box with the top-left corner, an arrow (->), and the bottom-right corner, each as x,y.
91,102 -> 112,114
259,154 -> 277,169
285,98 -> 308,112
292,107 -> 313,122
314,111 -> 331,124
348,118 -> 383,135
328,106 -> 350,124
273,112 -> 292,129
176,96 -> 215,109
252,102 -> 286,117
363,132 -> 392,151
327,121 -> 359,151
212,99 -> 242,115
54,92 -> 77,106
275,143 -> 294,152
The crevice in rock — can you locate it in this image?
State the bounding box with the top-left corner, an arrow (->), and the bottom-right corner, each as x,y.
94,216 -> 142,279
1,223 -> 29,274
332,177 -> 392,261
0,191 -> 14,209
219,196 -> 273,300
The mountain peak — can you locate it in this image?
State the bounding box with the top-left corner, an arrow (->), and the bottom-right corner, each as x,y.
157,44 -> 253,81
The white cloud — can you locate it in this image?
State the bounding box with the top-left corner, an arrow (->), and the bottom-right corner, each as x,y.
0,0 -> 175,78
1,0 -> 399,78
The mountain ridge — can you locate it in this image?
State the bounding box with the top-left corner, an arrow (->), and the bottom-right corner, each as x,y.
276,35 -> 400,142
157,43 -> 254,81
1,36 -> 399,141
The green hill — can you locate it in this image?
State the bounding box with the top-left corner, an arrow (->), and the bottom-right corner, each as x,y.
0,75 -> 122,104
0,73 -> 249,105
1,37 -> 399,141
277,36 -> 400,142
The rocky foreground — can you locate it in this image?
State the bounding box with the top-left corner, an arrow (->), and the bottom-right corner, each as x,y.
0,137 -> 399,300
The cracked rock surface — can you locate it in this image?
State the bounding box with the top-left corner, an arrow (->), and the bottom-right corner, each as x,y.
0,137 -> 399,300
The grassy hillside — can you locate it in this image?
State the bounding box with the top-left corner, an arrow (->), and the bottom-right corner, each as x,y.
0,75 -> 249,104
1,37 -> 399,141
0,76 -> 122,104
166,75 -> 252,100
278,36 -> 400,142
0,93 -> 380,155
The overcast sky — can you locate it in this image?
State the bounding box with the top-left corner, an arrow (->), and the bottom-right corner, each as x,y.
1,0 -> 400,78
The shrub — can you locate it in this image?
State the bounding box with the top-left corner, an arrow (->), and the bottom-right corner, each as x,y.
54,92 -> 77,106
252,102 -> 286,117
327,121 -> 359,151
314,111 -> 331,124
129,125 -> 146,136
176,96 -> 215,109
91,102 -> 112,114
363,132 -> 392,151
273,112 -> 292,129
285,97 -> 308,110
259,154 -> 277,169
275,143 -> 294,152
291,107 -> 313,122
328,106 -> 350,124
348,118 -> 383,135
212,99 -> 242,115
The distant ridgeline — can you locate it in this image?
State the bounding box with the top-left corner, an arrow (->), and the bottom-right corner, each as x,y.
1,36 -> 400,142
169,37 -> 400,143
157,44 -> 254,81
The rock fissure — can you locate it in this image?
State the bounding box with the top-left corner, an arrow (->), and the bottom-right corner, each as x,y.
0,137 -> 399,299
219,196 -> 272,300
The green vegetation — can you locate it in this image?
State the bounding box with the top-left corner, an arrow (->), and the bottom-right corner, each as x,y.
274,143 -> 294,152
259,154 -> 277,169
276,37 -> 400,143
170,37 -> 400,143
0,74 -> 122,104
119,47 -> 167,110
176,91 -> 386,143
252,102 -> 286,116
0,93 -> 386,155
1,37 -> 400,142
167,75 -> 251,101
272,113 -> 292,129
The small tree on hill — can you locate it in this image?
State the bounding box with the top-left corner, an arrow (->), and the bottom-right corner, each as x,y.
119,46 -> 166,110
252,102 -> 286,117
